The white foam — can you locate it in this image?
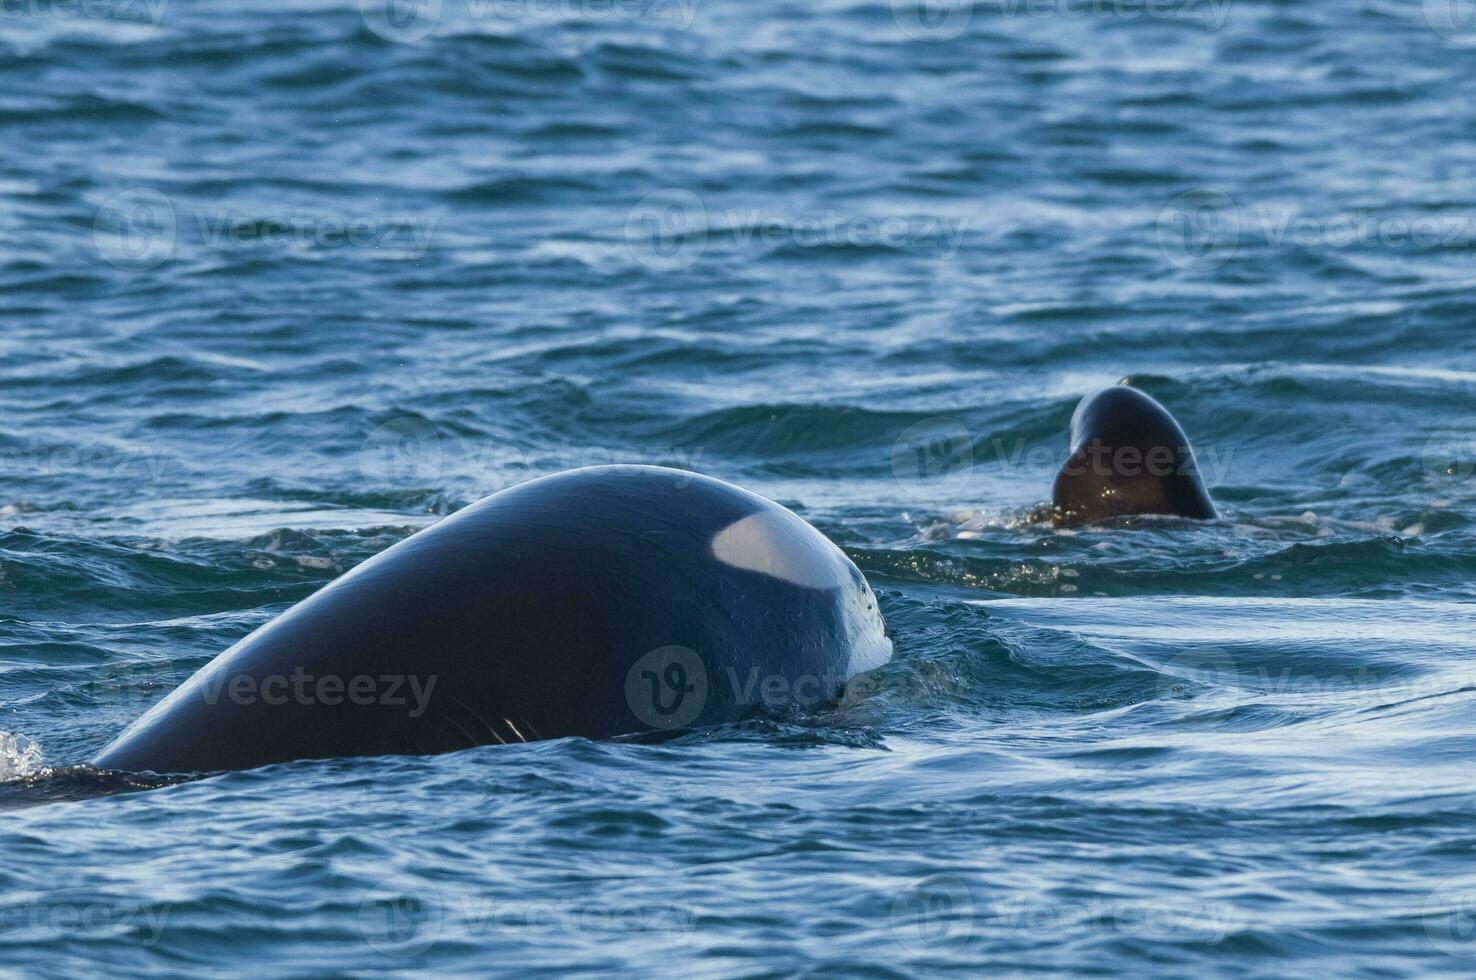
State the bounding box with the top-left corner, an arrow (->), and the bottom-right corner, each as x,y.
0,732 -> 43,781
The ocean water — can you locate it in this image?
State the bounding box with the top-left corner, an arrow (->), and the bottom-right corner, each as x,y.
4,0 -> 1476,974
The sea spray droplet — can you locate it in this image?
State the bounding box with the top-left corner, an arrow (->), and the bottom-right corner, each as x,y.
0,732 -> 43,781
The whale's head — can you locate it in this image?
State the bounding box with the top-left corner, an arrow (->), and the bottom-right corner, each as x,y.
1051,385 -> 1217,524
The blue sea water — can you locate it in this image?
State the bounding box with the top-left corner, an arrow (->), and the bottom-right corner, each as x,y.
4,0 -> 1476,974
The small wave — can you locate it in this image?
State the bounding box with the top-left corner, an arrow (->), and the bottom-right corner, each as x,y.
664,403 -> 922,457
0,95 -> 163,125
441,175 -> 597,205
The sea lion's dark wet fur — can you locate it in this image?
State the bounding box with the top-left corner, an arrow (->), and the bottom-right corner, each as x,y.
1050,385 -> 1217,524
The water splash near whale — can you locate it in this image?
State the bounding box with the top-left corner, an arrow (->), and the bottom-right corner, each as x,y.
0,732 -> 44,781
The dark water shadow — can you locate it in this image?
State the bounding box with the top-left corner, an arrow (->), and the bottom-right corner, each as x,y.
0,766 -> 197,811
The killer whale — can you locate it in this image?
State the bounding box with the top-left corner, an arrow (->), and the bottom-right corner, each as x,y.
93,466 -> 892,776
1051,385 -> 1216,523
